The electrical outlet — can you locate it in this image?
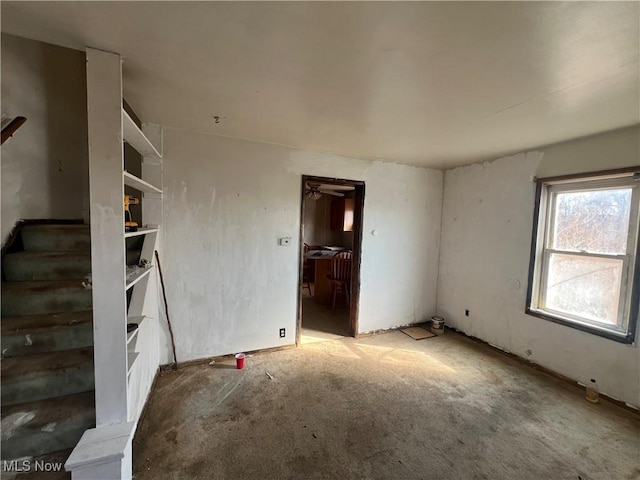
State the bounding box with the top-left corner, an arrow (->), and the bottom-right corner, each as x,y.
279,328 -> 286,338
465,309 -> 470,317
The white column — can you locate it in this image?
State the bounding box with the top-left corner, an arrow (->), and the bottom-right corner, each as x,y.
86,47 -> 128,426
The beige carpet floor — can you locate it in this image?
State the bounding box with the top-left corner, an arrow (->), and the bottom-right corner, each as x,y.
133,330 -> 639,480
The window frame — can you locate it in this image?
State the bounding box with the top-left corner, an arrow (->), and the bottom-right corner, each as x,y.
526,167 -> 640,344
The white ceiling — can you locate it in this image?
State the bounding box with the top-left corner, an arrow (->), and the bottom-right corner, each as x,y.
2,2 -> 639,169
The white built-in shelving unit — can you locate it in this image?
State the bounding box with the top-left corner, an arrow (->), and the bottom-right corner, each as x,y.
121,99 -> 163,425
66,48 -> 164,480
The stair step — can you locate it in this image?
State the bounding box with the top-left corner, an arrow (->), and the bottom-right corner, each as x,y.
1,311 -> 93,357
1,348 -> 94,406
0,449 -> 71,480
21,225 -> 90,253
1,282 -> 92,317
1,393 -> 94,462
3,252 -> 91,282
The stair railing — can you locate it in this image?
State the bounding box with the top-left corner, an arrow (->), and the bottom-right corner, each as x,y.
1,116 -> 27,145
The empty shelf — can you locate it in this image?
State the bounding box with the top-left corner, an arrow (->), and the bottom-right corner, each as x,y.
123,171 -> 162,194
127,352 -> 139,375
122,108 -> 162,159
124,228 -> 159,238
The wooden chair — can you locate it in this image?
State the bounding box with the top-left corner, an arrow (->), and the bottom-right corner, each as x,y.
302,243 -> 313,295
327,250 -> 352,310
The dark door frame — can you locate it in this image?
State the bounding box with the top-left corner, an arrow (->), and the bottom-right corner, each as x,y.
296,175 -> 365,345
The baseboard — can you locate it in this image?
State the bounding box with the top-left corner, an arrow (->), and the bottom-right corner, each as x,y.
160,343 -> 297,370
445,326 -> 640,415
355,320 -> 431,338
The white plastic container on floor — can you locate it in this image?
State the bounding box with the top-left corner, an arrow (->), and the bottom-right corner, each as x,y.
585,379 -> 599,403
431,316 -> 445,335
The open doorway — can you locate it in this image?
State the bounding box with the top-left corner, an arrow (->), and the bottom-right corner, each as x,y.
296,176 -> 364,344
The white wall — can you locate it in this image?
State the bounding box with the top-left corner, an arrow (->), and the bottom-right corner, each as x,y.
1,34 -> 88,242
160,128 -> 443,363
437,126 -> 640,408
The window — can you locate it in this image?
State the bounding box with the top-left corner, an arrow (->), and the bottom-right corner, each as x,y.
527,169 -> 640,343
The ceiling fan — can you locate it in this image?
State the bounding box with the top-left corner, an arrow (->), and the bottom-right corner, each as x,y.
305,182 -> 354,200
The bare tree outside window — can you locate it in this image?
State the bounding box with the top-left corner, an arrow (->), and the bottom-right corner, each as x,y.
553,189 -> 631,254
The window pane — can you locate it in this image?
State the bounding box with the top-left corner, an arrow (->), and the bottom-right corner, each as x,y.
552,188 -> 631,254
545,253 -> 623,325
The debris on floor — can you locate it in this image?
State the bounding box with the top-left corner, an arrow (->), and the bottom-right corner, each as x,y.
265,372 -> 274,380
400,326 -> 435,340
430,316 -> 445,335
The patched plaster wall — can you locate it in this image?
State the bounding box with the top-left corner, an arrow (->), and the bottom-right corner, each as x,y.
1,34 -> 88,242
160,128 -> 443,363
437,126 -> 640,407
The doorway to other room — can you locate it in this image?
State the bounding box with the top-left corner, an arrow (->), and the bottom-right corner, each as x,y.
297,176 -> 364,344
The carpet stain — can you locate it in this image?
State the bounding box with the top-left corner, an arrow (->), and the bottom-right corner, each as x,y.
164,429 -> 177,444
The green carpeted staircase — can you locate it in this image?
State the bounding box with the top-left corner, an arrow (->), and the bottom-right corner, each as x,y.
1,224 -> 95,480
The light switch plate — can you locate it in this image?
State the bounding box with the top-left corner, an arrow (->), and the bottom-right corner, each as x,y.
279,237 -> 291,246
